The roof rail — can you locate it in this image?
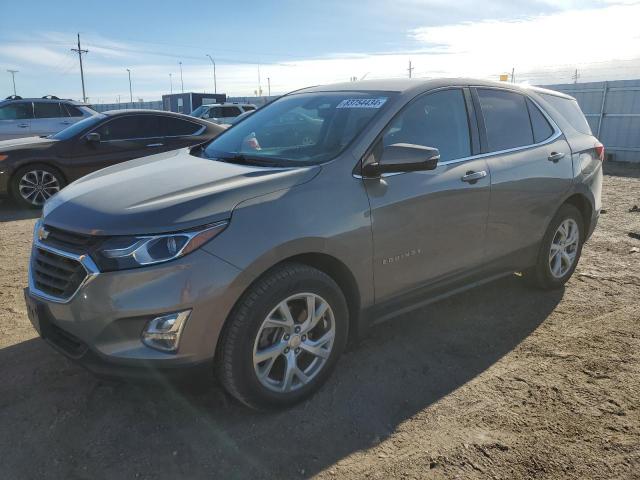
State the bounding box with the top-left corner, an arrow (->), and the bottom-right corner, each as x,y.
5,95 -> 22,100
42,95 -> 60,100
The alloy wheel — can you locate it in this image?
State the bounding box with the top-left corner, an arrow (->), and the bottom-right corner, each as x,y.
253,292 -> 335,393
18,170 -> 61,206
549,218 -> 580,278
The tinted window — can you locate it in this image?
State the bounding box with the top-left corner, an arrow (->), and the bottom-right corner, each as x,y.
478,89 -> 533,151
526,98 -> 554,143
164,117 -> 202,136
209,107 -> 222,118
243,106 -> 256,111
95,115 -> 163,141
0,102 -> 34,120
540,93 -> 592,135
51,114 -> 106,140
63,104 -> 84,117
34,102 -> 63,119
382,89 -> 471,162
222,106 -> 242,117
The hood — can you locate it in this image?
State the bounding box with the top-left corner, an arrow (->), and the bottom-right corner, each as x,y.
0,136 -> 59,152
43,148 -> 320,235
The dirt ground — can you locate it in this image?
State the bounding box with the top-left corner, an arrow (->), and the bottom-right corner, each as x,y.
0,162 -> 639,480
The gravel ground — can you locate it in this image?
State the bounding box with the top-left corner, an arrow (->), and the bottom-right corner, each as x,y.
0,162 -> 638,479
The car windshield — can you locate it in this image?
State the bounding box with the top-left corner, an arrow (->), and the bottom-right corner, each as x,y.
190,105 -> 208,117
202,91 -> 394,166
50,114 -> 106,140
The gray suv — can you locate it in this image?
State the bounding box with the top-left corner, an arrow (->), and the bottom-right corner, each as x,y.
25,79 -> 603,409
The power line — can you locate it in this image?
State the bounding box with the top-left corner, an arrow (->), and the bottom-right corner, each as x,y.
70,33 -> 88,102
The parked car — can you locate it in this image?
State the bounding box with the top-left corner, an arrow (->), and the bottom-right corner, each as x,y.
0,95 -> 96,140
25,79 -> 603,409
0,110 -> 225,207
190,102 -> 256,124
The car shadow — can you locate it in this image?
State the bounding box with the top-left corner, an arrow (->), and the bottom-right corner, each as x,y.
0,199 -> 40,222
0,275 -> 563,479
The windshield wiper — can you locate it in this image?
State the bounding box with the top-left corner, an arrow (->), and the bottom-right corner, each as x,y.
215,154 -> 281,167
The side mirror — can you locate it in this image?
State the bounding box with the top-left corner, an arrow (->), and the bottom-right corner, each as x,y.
362,143 -> 439,177
85,132 -> 101,143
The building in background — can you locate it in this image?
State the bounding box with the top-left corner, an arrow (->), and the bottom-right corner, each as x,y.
162,92 -> 226,114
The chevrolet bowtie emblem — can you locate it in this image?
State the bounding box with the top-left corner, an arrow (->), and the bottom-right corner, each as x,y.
37,226 -> 50,241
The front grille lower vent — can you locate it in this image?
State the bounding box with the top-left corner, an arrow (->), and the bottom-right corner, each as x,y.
32,248 -> 87,299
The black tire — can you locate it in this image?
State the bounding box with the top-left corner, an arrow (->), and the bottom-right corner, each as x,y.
216,263 -> 349,410
10,164 -> 66,209
526,203 -> 585,290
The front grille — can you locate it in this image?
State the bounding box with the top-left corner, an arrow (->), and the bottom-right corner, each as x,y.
32,248 -> 88,299
42,225 -> 97,252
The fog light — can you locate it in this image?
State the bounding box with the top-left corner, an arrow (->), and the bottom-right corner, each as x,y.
141,310 -> 191,352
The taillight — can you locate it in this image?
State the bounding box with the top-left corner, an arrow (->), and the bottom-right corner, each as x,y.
595,142 -> 605,161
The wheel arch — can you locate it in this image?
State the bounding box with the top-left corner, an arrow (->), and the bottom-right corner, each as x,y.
9,161 -> 68,193
562,192 -> 593,236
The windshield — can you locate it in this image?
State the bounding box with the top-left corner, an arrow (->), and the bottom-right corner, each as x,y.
190,105 -> 209,118
51,114 -> 106,140
202,91 -> 393,166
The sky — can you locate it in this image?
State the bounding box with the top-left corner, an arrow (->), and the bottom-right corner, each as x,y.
1,0 -> 640,103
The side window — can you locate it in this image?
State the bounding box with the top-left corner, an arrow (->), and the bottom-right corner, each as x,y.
526,98 -> 553,143
539,93 -> 592,135
382,89 -> 471,162
222,106 -> 242,117
63,104 -> 84,117
0,102 -> 34,120
164,117 -> 202,136
477,89 -> 533,151
95,115 -> 163,141
33,102 -> 63,119
209,107 -> 223,118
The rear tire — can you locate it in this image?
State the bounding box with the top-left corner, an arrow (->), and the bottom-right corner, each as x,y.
10,164 -> 65,209
216,263 -> 349,410
526,203 -> 584,290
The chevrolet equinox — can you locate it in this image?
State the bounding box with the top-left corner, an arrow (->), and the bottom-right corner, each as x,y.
25,79 -> 603,409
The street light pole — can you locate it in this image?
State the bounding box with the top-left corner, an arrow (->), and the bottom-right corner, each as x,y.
178,61 -> 184,93
126,68 -> 133,103
6,69 -> 18,96
206,54 -> 217,94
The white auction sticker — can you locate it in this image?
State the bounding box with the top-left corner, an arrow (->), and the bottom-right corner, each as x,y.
336,97 -> 387,109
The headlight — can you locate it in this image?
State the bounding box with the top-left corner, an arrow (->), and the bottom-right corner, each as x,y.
93,221 -> 228,271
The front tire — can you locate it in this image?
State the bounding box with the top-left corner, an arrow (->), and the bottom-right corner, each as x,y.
216,263 -> 349,409
10,164 -> 65,208
526,203 -> 584,289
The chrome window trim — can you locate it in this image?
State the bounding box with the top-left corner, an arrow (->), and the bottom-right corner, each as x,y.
354,85 -> 564,179
28,220 -> 100,304
87,114 -> 206,142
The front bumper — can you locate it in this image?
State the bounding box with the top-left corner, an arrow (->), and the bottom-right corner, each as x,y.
26,248 -> 242,377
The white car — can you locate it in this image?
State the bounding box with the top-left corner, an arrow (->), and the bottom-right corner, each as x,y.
190,102 -> 256,124
0,96 -> 97,140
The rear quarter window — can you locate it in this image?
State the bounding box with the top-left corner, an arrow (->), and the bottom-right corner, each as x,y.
540,94 -> 592,135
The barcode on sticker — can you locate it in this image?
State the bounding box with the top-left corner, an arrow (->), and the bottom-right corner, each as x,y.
336,98 -> 387,109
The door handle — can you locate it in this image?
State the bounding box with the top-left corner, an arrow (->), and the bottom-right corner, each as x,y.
18,124 -> 29,128
461,170 -> 487,184
146,143 -> 164,147
548,151 -> 565,163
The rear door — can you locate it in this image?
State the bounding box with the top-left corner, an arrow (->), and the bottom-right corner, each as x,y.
162,116 -> 208,149
364,88 -> 491,302
0,102 -> 33,139
473,88 -> 573,266
67,114 -> 165,180
32,101 -> 68,137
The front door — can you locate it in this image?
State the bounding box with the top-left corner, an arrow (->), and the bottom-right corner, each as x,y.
0,102 -> 33,140
67,114 -> 166,181
364,88 -> 490,302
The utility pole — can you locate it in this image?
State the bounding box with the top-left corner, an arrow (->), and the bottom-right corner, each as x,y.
178,61 -> 184,93
206,54 -> 217,94
408,60 -> 414,78
126,69 -> 133,103
267,77 -> 271,97
511,67 -> 515,83
6,69 -> 18,96
257,65 -> 262,96
169,73 -> 173,94
71,33 -> 88,102
572,68 -> 579,84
